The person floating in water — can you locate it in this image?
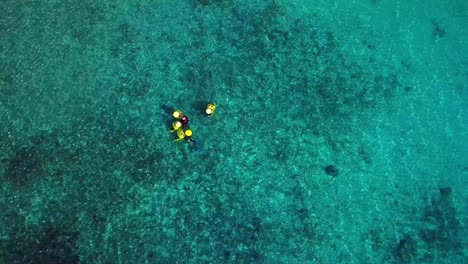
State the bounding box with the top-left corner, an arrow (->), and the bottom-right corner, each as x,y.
173,129 -> 186,142
183,129 -> 201,152
205,103 -> 216,116
172,128 -> 195,144
169,120 -> 182,132
184,129 -> 193,142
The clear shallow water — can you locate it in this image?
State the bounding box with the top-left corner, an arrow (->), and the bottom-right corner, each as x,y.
1,0 -> 466,263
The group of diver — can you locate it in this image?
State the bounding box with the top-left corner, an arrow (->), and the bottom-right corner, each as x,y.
168,103 -> 216,145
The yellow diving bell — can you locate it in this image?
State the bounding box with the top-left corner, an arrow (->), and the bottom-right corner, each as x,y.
205,103 -> 216,116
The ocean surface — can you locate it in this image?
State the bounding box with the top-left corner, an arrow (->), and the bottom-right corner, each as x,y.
1,0 -> 466,263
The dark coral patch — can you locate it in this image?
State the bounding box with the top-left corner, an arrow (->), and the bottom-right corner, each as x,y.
325,165 -> 339,177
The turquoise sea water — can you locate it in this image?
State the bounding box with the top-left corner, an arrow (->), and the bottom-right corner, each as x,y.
1,0 -> 466,263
